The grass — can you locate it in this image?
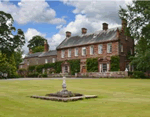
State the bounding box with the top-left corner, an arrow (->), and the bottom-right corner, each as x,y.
0,78 -> 150,117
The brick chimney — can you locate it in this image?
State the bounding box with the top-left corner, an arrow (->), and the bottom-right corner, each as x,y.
82,28 -> 87,35
66,31 -> 71,38
29,48 -> 32,54
103,23 -> 108,30
44,40 -> 49,52
122,19 -> 127,31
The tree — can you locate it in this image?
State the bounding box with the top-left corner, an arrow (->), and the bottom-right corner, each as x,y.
27,35 -> 49,53
14,49 -> 24,69
119,1 -> 150,71
0,11 -> 25,56
32,46 -> 44,53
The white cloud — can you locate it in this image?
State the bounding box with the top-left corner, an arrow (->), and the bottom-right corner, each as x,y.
0,0 -> 66,24
49,14 -> 121,49
62,0 -> 132,24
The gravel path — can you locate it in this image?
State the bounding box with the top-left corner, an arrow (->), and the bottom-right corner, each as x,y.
0,77 -> 90,81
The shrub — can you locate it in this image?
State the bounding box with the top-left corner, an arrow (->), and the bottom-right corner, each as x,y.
132,71 -> 145,78
27,72 -> 39,77
28,65 -> 36,72
110,55 -> 120,71
41,73 -> 47,77
128,71 -> 133,76
86,58 -> 98,72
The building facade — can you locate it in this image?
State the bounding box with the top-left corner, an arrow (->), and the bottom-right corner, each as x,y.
20,19 -> 134,75
19,41 -> 57,69
56,20 -> 134,73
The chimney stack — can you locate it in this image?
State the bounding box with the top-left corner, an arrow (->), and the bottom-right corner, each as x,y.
29,48 -> 32,54
103,23 -> 108,31
122,19 -> 127,31
44,40 -> 49,52
66,31 -> 71,38
82,28 -> 87,35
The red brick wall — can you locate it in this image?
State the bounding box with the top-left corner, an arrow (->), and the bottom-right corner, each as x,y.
57,41 -> 119,61
118,30 -> 134,71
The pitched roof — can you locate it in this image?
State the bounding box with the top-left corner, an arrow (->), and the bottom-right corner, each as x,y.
25,52 -> 42,58
39,50 -> 57,57
57,27 -> 121,49
24,50 -> 57,59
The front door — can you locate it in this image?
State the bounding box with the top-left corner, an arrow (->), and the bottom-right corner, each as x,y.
82,66 -> 86,73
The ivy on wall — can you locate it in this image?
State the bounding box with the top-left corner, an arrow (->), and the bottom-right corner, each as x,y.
28,61 -> 63,74
28,65 -> 37,72
68,59 -> 80,75
86,58 -> 98,72
110,55 -> 120,71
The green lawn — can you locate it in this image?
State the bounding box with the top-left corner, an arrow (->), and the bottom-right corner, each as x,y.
0,78 -> 150,117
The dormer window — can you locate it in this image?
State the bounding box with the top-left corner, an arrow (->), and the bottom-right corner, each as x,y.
82,47 -> 86,56
90,45 -> 94,55
68,49 -> 71,57
61,50 -> 65,58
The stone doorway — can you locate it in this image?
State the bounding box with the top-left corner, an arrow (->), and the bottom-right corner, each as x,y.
82,66 -> 86,73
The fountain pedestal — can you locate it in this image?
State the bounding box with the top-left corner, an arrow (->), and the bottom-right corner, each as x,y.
31,73 -> 97,102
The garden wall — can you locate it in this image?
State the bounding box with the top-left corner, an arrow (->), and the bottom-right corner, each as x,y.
78,71 -> 128,78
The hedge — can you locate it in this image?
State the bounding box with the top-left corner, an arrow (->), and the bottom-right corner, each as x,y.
86,58 -> 98,72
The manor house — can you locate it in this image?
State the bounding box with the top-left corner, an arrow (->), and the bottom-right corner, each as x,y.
19,19 -> 134,74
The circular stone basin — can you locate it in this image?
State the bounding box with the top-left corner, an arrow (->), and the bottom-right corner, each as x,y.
46,89 -> 83,98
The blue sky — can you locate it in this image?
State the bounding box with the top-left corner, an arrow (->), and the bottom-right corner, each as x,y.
0,0 -> 132,55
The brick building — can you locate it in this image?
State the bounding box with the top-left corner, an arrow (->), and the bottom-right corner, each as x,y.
56,20 -> 134,73
19,41 -> 57,69
20,19 -> 134,76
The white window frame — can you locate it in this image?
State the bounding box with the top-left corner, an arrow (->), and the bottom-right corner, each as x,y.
90,45 -> 94,55
98,44 -> 103,54
45,59 -> 48,64
68,49 -> 71,57
121,44 -> 123,52
82,47 -> 86,56
102,63 -> 107,72
52,58 -> 56,63
61,50 -> 65,58
75,48 -> 78,56
107,43 -> 112,53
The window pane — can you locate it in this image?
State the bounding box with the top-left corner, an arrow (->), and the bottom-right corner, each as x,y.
103,64 -> 107,72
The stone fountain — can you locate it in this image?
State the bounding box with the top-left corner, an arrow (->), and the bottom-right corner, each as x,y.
31,73 -> 97,102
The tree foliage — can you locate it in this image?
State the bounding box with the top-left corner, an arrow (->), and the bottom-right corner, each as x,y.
119,1 -> 150,71
0,11 -> 25,55
14,49 -> 23,69
32,46 -> 44,53
27,35 -> 49,53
